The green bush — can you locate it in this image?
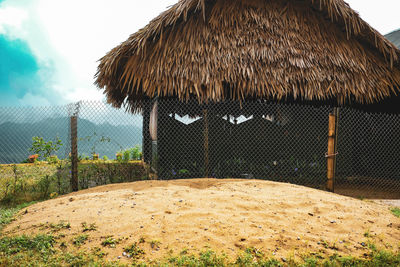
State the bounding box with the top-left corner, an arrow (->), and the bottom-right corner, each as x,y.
0,162 -> 147,204
30,136 -> 63,160
46,155 -> 60,164
130,145 -> 142,160
123,149 -> 131,162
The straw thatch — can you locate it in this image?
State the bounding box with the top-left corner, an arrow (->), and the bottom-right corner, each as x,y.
95,0 -> 400,113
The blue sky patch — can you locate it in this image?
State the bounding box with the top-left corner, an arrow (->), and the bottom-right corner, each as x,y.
0,35 -> 44,105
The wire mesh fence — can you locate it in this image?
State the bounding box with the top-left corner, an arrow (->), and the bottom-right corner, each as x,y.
0,100 -> 399,201
336,108 -> 400,199
0,101 -> 146,203
152,99 -> 400,198
156,100 -> 330,189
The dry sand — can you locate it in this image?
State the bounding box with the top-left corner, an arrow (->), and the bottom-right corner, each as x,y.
4,179 -> 400,262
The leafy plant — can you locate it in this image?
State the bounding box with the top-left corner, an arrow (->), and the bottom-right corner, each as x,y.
46,155 -> 60,164
130,145 -> 142,160
124,242 -> 145,258
81,222 -> 97,232
38,175 -> 53,199
30,136 -> 63,160
150,239 -> 161,249
101,236 -> 120,248
47,221 -> 71,232
123,149 -> 131,162
391,208 -> 400,218
72,234 -> 88,247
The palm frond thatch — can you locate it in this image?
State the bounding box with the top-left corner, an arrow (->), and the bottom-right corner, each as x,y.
95,0 -> 400,113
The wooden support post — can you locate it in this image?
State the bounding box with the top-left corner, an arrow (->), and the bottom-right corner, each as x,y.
326,109 -> 337,192
203,109 -> 210,178
70,116 -> 79,192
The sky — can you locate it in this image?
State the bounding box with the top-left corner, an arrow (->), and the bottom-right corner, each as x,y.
0,0 -> 399,107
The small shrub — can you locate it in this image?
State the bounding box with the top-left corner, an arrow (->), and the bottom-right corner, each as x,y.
91,247 -> 106,258
124,242 -> 145,258
46,155 -> 60,164
81,222 -> 97,232
30,136 -> 63,160
49,221 -> 71,232
101,236 -> 120,248
38,175 -> 53,199
150,239 -> 161,249
73,234 -> 89,247
123,149 -> 130,162
130,145 -> 142,160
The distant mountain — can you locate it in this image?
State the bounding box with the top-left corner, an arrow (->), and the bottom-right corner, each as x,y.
0,117 -> 142,164
385,29 -> 400,48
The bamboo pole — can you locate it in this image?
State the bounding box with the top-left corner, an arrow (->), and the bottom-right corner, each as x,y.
203,109 -> 209,178
326,109 -> 337,192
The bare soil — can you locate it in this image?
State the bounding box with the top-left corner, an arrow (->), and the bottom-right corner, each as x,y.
4,179 -> 400,262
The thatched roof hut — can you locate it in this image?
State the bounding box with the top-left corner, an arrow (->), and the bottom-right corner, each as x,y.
96,0 -> 400,113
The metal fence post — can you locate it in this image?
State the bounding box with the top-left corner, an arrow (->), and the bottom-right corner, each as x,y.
70,115 -> 78,191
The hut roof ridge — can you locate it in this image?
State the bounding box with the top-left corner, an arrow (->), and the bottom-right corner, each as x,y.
96,0 -> 400,113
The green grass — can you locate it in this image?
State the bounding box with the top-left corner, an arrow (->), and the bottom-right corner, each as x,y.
101,236 -> 121,248
81,222 -> 97,232
0,234 -> 122,266
0,233 -> 399,266
0,162 -> 147,205
124,242 -> 145,259
391,207 -> 400,218
72,234 -> 89,247
0,201 -> 36,233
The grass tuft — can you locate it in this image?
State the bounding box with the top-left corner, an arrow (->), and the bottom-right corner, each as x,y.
0,201 -> 37,232
391,208 -> 400,218
72,234 -> 89,247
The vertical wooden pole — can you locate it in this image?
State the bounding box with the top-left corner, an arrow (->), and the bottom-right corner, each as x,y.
326,109 -> 337,192
203,109 -> 209,178
70,116 -> 79,192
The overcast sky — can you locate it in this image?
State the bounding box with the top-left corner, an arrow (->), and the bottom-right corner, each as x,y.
0,0 -> 399,107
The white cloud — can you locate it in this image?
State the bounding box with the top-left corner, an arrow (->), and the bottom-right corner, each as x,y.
346,0 -> 400,34
0,6 -> 28,36
17,92 -> 51,107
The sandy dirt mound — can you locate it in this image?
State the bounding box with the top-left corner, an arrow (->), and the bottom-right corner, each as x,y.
4,179 -> 400,262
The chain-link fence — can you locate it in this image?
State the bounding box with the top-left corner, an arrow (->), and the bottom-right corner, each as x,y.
336,108 -> 400,199
0,100 -> 399,201
151,99 -> 400,199
0,101 -> 146,203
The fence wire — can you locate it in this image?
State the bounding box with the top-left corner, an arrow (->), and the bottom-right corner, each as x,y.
157,100 -> 330,188
0,100 -> 399,199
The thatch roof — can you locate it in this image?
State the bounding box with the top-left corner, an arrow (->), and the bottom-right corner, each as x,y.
95,0 -> 400,113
